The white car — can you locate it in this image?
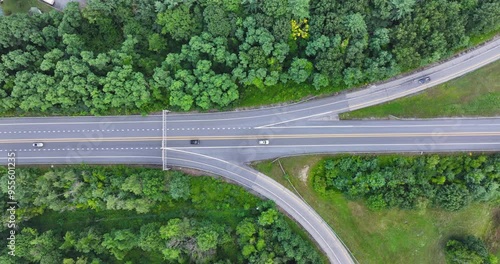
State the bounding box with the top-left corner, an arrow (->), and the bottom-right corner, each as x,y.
33,142 -> 44,148
258,139 -> 269,145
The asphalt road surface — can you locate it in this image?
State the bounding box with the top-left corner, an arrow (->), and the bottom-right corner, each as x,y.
1,38 -> 499,263
52,0 -> 86,11
1,117 -> 499,165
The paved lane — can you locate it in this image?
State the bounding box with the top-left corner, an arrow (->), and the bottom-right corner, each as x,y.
1,117 -> 499,166
166,149 -> 354,264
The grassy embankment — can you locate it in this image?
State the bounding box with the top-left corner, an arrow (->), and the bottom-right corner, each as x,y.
341,59 -> 500,119
253,155 -> 500,264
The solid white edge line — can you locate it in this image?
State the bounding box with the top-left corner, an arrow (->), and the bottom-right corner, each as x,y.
254,123 -> 500,129
171,142 -> 500,149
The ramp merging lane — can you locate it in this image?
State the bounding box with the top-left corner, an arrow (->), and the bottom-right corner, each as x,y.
1,39 -> 499,263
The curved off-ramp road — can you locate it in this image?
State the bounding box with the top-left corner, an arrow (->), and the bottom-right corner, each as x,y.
1,38 -> 499,263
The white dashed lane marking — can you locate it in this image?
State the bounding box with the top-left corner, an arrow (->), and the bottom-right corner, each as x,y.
163,127 -> 253,131
0,147 -> 161,152
1,127 -> 253,136
0,128 -> 162,134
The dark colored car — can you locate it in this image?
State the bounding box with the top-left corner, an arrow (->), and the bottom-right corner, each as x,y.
190,140 -> 200,145
418,76 -> 431,84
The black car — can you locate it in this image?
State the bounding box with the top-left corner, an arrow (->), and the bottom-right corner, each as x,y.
418,76 -> 431,84
190,140 -> 200,145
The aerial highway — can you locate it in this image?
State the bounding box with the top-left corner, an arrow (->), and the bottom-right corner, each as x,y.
2,117 -> 500,263
3,117 -> 500,164
0,38 -> 499,263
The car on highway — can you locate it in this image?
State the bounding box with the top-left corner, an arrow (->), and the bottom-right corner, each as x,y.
418,76 -> 431,84
33,142 -> 44,148
258,139 -> 269,145
190,140 -> 200,145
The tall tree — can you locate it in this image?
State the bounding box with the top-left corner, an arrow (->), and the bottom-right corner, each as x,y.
157,3 -> 202,41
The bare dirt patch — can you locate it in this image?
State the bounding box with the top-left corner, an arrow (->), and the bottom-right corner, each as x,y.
298,165 -> 310,184
173,167 -> 207,177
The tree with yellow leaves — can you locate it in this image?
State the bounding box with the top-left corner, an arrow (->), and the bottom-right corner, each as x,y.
291,18 -> 309,40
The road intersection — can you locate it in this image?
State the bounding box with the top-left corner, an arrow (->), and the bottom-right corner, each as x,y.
1,38 -> 499,263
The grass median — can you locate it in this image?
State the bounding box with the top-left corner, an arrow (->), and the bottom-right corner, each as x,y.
340,60 -> 500,119
253,155 -> 499,264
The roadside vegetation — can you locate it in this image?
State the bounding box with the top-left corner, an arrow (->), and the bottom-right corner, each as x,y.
314,154 -> 499,211
341,60 -> 500,119
253,154 -> 500,263
445,235 -> 497,264
0,166 -> 325,263
0,0 -> 499,116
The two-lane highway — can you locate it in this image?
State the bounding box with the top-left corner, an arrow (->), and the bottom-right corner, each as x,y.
0,116 -> 163,164
2,117 -> 499,165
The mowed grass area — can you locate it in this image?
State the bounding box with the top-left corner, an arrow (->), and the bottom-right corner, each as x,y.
253,156 -> 500,264
341,60 -> 500,119
1,0 -> 53,15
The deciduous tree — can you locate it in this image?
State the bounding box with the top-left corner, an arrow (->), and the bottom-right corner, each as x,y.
157,3 -> 202,41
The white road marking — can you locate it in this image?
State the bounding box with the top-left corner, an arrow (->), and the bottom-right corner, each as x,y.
0,128 -> 178,134
0,156 -> 162,159
173,142 -> 500,149
0,120 -> 162,126
256,123 -> 500,129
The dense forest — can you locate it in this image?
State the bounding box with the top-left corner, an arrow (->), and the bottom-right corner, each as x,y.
0,0 -> 498,115
0,166 -> 323,263
312,154 -> 500,211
